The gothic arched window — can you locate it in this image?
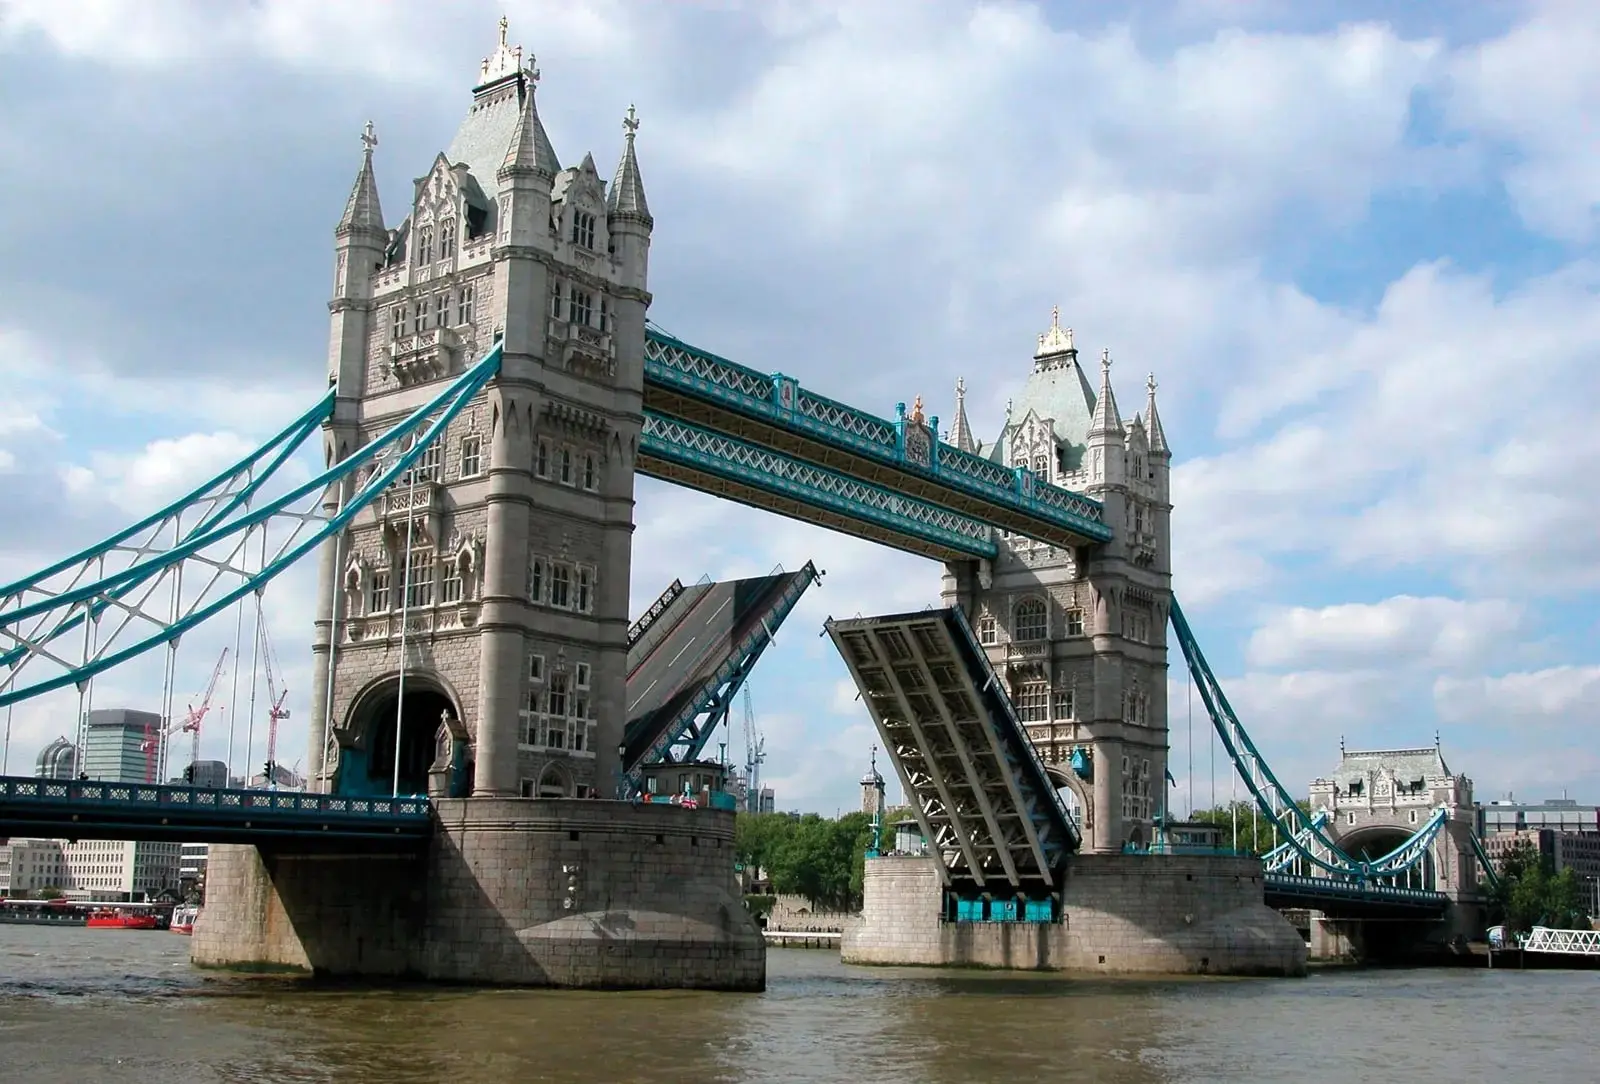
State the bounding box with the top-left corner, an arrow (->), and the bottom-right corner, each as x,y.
1014,599 -> 1047,642
417,226 -> 434,265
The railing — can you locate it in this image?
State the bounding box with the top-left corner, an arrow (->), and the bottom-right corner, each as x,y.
1523,926 -> 1600,956
1263,872 -> 1447,905
628,578 -> 685,648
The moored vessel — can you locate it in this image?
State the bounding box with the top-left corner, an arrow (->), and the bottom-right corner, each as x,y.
170,904 -> 201,935
85,907 -> 160,930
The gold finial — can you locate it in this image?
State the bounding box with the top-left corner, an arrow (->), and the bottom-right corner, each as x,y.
361,120 -> 377,155
910,395 -> 925,425
499,14 -> 509,46
624,103 -> 640,138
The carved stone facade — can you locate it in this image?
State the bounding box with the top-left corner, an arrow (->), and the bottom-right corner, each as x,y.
306,24 -> 653,801
941,310 -> 1173,854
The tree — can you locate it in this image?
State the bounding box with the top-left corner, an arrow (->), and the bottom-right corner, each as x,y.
36,885 -> 63,900
1187,800 -> 1310,857
734,810 -> 877,911
1490,839 -> 1591,933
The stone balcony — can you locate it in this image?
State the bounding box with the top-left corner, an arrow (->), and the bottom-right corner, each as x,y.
389,326 -> 463,386
1004,639 -> 1050,680
548,318 -> 615,378
377,478 -> 442,544
344,601 -> 481,644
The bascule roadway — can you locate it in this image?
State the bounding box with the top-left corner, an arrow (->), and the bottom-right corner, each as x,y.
623,572 -> 800,767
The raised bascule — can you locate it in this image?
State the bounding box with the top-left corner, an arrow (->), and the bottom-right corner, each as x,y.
0,21 -> 1499,986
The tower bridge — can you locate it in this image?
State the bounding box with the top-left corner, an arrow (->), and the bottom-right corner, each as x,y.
0,20 -> 1496,987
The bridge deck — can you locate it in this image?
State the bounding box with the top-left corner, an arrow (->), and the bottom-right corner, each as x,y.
624,565 -> 820,777
826,606 -> 1078,893
1263,872 -> 1450,918
643,329 -> 1112,554
0,776 -> 432,846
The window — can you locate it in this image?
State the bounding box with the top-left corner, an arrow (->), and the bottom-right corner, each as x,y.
1014,599 -> 1046,642
391,305 -> 406,342
440,218 -> 456,259
439,557 -> 463,604
582,454 -> 596,490
459,435 -> 482,478
520,779 -> 537,797
577,567 -> 593,613
1053,688 -> 1074,720
559,448 -> 572,485
1409,810 -> 1418,825
571,715 -> 589,751
570,210 -> 596,250
403,549 -> 434,608
547,674 -> 569,718
402,439 -> 441,483
456,283 -> 475,326
529,653 -> 545,684
599,297 -> 610,333
418,226 -> 434,265
1127,613 -> 1149,643
1065,609 -> 1085,637
979,615 -> 997,645
1017,682 -> 1048,723
527,558 -> 545,604
1348,812 -> 1356,826
536,440 -> 549,478
575,662 -> 591,689
434,293 -> 448,329
550,564 -> 570,608
1033,456 -> 1048,483
550,281 -> 563,319
1123,690 -> 1147,726
367,569 -> 390,613
1134,505 -> 1146,535
412,302 -> 426,335
1122,758 -> 1152,821
568,289 -> 593,327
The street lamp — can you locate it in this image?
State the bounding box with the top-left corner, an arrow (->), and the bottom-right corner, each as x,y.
615,742 -> 628,801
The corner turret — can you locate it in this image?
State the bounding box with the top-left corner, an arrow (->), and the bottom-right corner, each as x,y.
607,105 -> 653,296
328,122 -> 388,392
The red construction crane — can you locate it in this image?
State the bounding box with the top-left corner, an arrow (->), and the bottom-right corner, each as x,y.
260,623 -> 290,788
143,648 -> 229,784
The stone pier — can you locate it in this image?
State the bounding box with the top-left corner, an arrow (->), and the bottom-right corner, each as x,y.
842,853 -> 1307,976
192,798 -> 765,990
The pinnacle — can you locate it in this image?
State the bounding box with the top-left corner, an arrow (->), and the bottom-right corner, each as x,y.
500,76 -> 559,178
607,104 -> 651,223
337,121 -> 385,235
1088,347 -> 1124,439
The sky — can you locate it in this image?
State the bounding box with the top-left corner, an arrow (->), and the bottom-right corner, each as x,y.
0,0 -> 1596,816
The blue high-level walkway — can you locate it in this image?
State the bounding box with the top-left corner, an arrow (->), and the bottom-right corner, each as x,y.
0,776 -> 430,846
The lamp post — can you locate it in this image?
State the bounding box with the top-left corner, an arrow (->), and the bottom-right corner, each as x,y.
615,743 -> 628,801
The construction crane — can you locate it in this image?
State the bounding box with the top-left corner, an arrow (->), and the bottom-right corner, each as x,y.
147,648 -> 229,784
259,622 -> 290,789
742,684 -> 765,814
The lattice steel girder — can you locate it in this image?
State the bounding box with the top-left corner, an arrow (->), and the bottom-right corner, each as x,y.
827,608 -> 1078,892
625,564 -> 821,789
639,413 -> 997,562
642,329 -> 1113,548
0,345 -> 502,708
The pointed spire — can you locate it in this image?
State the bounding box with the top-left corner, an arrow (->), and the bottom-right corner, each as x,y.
1088,347 -> 1124,439
337,121 -> 385,235
1145,372 -> 1170,456
500,65 -> 560,178
1034,305 -> 1076,367
949,376 -> 977,453
608,104 -> 652,224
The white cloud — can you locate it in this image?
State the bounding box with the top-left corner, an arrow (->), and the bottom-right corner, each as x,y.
1434,664 -> 1600,726
67,432 -> 263,517
1246,596 -> 1524,672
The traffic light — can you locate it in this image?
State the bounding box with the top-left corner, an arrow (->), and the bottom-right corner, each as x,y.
182,764 -> 195,784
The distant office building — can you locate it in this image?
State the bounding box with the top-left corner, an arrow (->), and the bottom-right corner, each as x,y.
755,786 -> 775,814
61,839 -> 181,901
34,736 -> 78,780
248,763 -> 304,790
1478,795 -> 1598,837
179,843 -> 209,890
83,708 -> 163,783
0,838 -> 68,896
170,759 -> 230,788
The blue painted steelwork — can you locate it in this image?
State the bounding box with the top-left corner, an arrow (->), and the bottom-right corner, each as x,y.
1468,829 -> 1504,893
643,328 -> 1112,545
1171,595 -> 1456,890
639,413 -> 998,560
625,564 -> 821,791
1263,872 -> 1448,914
0,774 -> 431,845
0,392 -> 334,677
0,345 -> 502,709
1262,809 -> 1330,872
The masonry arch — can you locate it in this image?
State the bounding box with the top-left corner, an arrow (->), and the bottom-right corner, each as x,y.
340,670 -> 464,798
537,761 -> 572,798
1338,824 -> 1436,891
1043,763 -> 1091,838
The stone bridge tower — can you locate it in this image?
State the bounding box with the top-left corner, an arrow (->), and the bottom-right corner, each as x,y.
306,20 -> 653,801
940,311 -> 1172,854
1308,743 -> 1482,900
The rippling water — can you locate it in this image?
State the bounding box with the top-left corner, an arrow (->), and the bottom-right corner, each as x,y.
1,925 -> 1594,1083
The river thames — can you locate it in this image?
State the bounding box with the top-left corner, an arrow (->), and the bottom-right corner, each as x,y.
1,925 -> 1593,1083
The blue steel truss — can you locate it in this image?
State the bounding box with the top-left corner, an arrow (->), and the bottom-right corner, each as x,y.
0,774 -> 431,845
643,328 -> 1112,546
1171,595 -> 1461,890
626,564 -> 821,792
639,412 -> 998,561
0,345 -> 502,708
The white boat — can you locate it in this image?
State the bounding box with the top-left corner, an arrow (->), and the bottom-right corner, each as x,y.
170,903 -> 201,935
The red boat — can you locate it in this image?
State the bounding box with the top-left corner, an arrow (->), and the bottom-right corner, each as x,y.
85,908 -> 159,930
170,904 -> 200,935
